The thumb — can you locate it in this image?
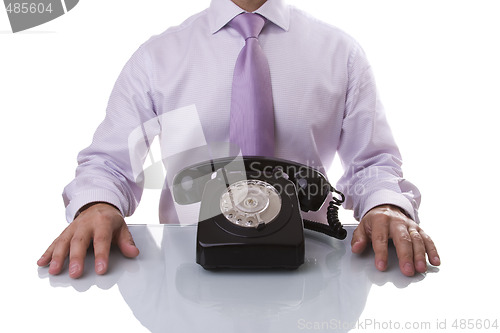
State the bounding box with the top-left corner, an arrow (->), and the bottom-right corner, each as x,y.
117,224 -> 140,258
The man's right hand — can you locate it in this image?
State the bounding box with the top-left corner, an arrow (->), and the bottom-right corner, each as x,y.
37,203 -> 140,279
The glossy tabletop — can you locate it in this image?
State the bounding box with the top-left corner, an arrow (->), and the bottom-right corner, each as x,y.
26,223 -> 497,333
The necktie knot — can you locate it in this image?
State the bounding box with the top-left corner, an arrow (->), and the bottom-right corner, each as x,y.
229,13 -> 265,40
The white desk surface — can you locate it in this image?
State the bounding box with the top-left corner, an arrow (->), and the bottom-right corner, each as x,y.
4,223 -> 495,333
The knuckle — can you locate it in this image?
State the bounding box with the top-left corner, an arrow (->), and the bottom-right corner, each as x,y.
93,233 -> 112,245
42,247 -> 56,260
50,241 -> 69,257
40,250 -> 51,259
50,253 -> 65,262
120,225 -> 133,240
55,233 -> 72,245
427,244 -> 438,254
422,233 -> 434,244
398,248 -> 414,261
69,253 -> 84,262
70,235 -> 88,247
410,232 -> 424,243
372,233 -> 388,245
402,254 -> 414,262
422,234 -> 437,250
398,232 -> 412,245
414,253 -> 426,262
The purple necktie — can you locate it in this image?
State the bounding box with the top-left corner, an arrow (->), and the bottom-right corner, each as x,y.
229,13 -> 275,157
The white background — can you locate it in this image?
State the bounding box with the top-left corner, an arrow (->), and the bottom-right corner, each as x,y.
1,1 -> 499,332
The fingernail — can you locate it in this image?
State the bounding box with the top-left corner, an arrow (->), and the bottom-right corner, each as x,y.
69,263 -> 79,276
434,256 -> 441,266
404,263 -> 414,275
37,255 -> 46,265
49,260 -> 58,272
376,260 -> 385,271
417,260 -> 427,272
96,261 -> 105,274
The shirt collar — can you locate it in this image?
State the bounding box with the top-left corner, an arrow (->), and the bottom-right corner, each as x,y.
208,0 -> 290,34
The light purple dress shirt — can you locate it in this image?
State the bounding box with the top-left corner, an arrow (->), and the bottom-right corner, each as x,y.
62,0 -> 420,224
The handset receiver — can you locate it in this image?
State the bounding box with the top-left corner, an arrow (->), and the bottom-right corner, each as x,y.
172,156 -> 336,212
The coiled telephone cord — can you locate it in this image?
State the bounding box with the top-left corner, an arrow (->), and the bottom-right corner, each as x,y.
303,190 -> 347,240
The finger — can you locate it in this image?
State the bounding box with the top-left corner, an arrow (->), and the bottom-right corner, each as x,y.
68,230 -> 92,279
37,241 -> 56,267
371,219 -> 390,272
409,229 -> 427,273
93,225 -> 114,275
48,234 -> 72,275
420,229 -> 441,266
391,224 -> 415,276
116,224 -> 139,258
351,223 -> 369,254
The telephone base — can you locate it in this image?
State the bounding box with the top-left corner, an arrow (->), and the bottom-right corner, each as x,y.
196,218 -> 305,269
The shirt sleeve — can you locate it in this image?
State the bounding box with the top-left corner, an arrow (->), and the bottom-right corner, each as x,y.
335,42 -> 421,222
62,45 -> 160,222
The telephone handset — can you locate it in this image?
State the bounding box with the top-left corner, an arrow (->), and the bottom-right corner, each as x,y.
172,156 -> 347,269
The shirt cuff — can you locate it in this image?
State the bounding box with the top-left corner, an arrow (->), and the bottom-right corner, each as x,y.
64,189 -> 126,222
360,189 -> 418,223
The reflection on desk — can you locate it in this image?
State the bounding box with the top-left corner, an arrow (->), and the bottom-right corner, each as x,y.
38,225 -> 429,333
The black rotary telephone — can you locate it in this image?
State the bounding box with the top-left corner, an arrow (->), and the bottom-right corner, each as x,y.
172,156 -> 347,269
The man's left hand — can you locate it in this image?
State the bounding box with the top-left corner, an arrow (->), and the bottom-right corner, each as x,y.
351,205 -> 441,276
